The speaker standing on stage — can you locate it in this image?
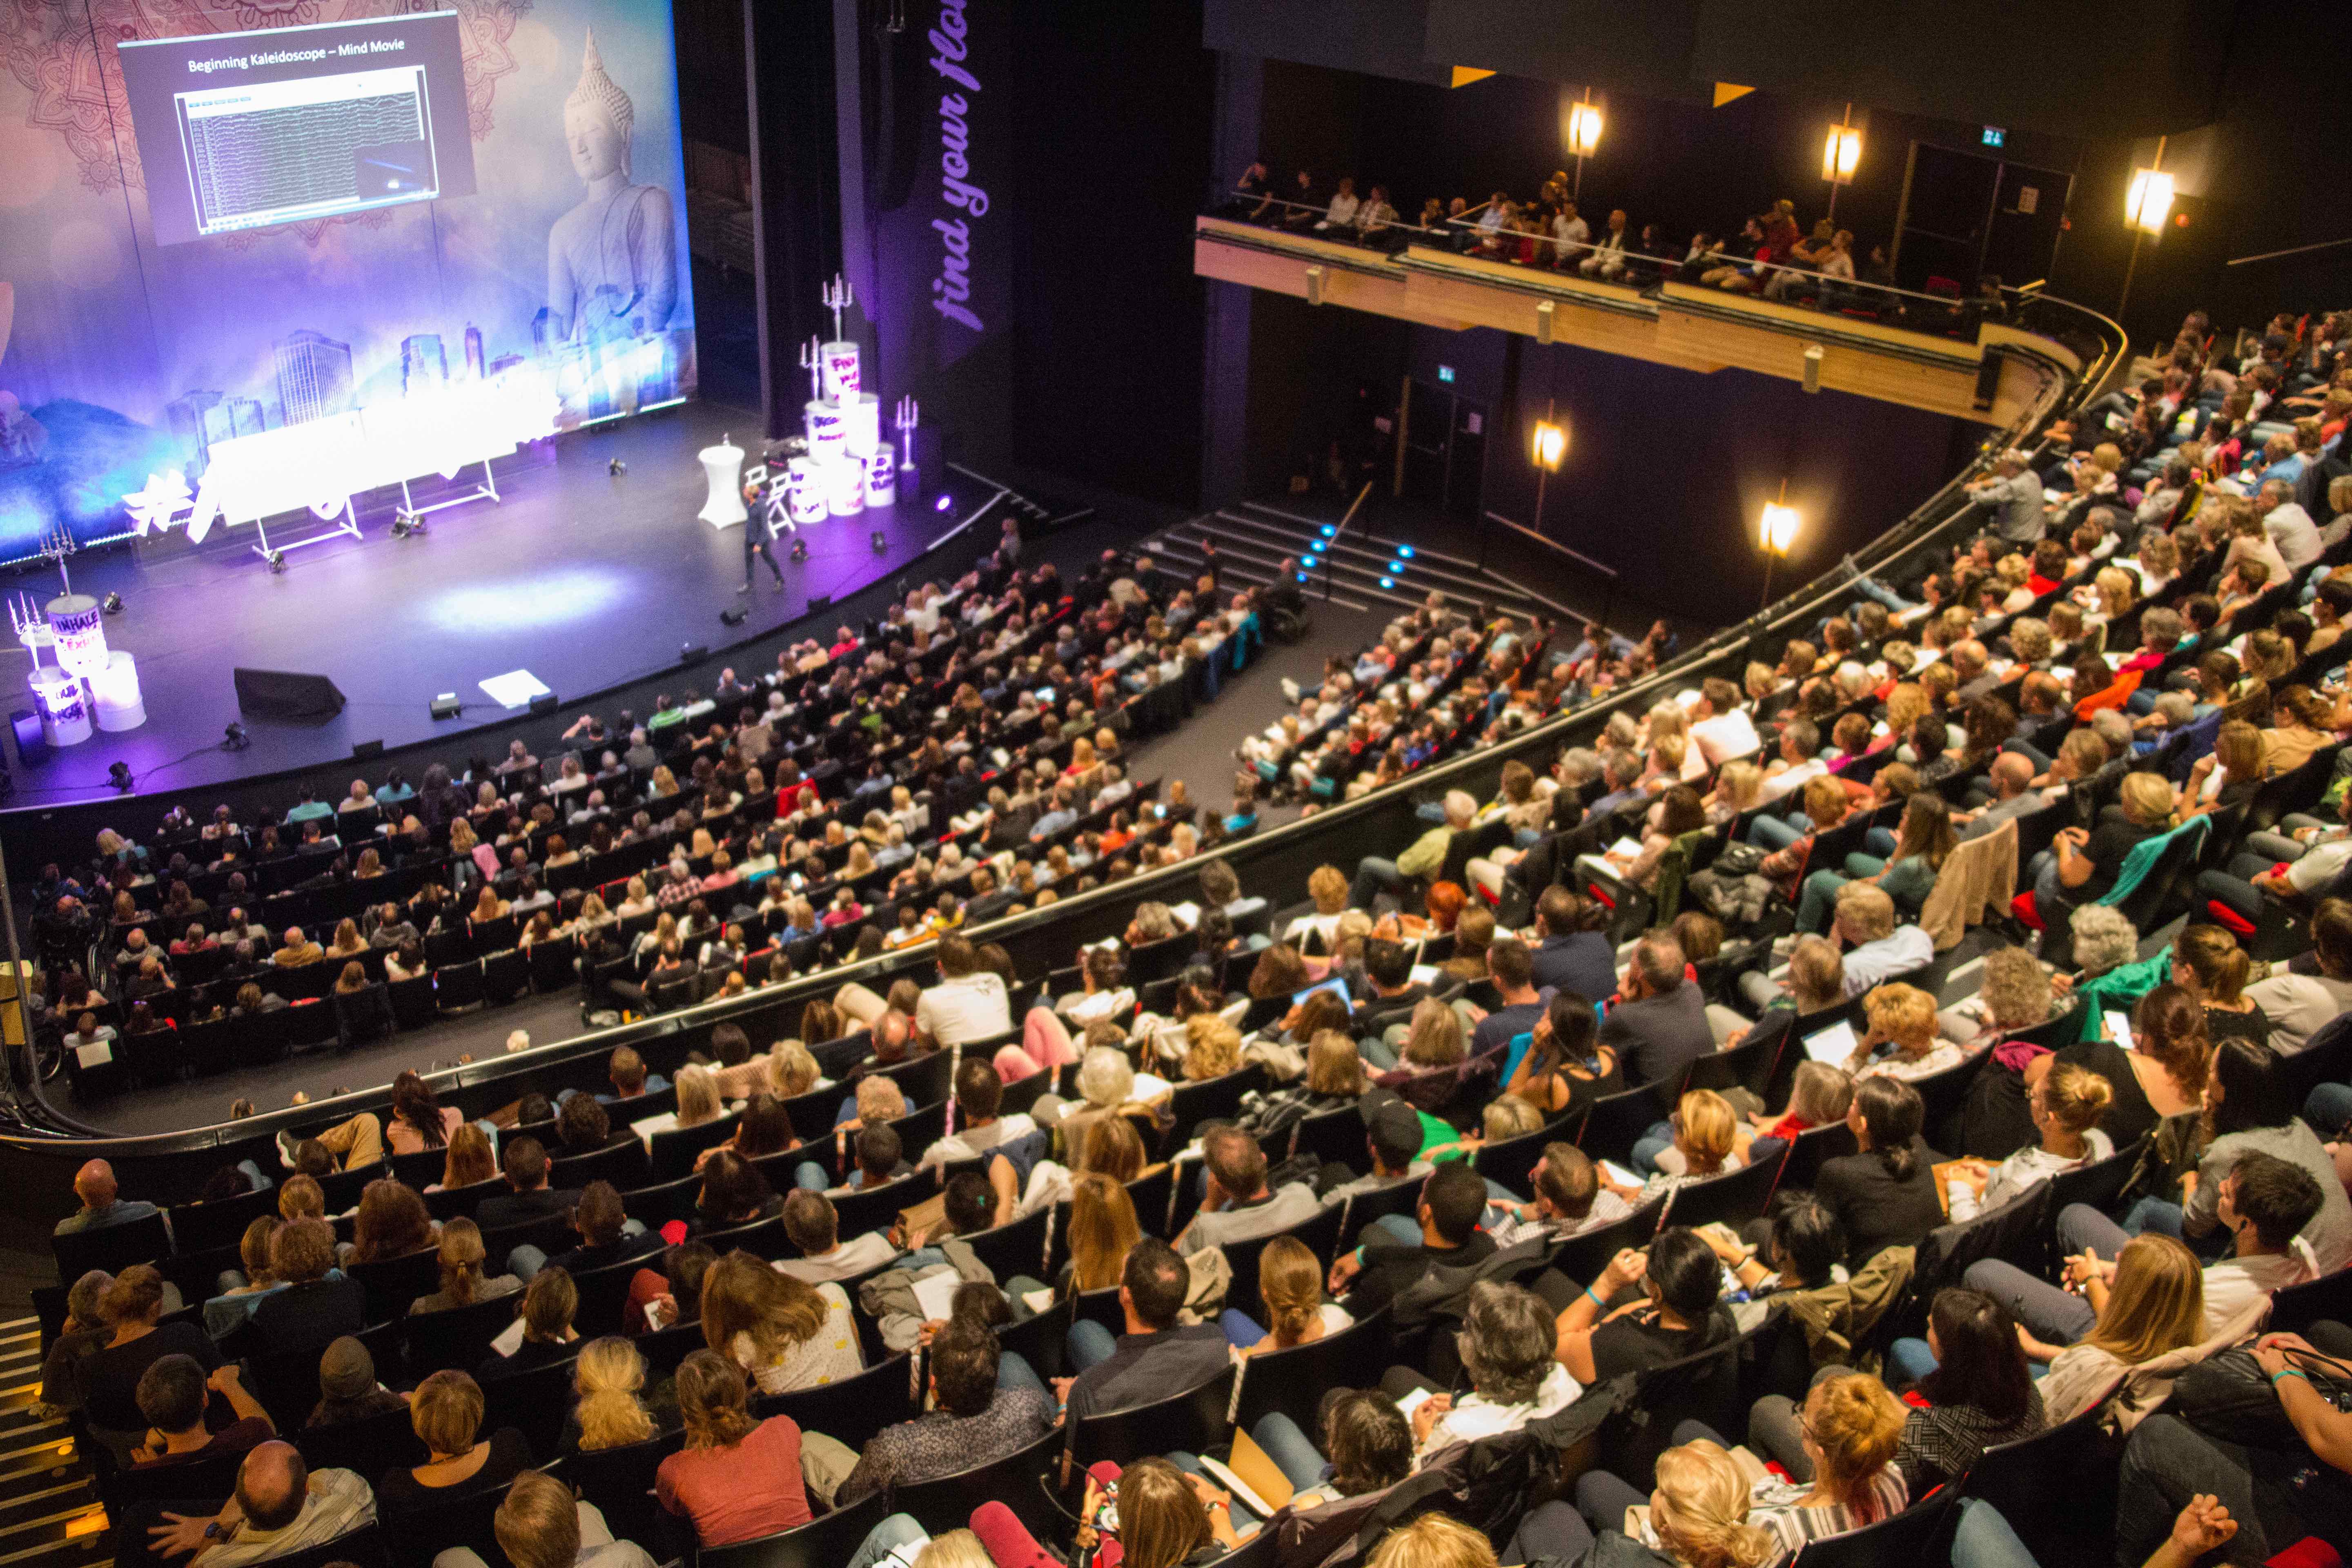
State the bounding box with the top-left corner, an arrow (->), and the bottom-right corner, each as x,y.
740,482 -> 786,594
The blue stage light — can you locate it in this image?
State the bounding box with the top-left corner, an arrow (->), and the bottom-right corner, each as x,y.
1320,525 -> 1335,537
1303,553 -> 1318,566
1398,546 -> 1415,559
935,494 -> 954,512
1381,576 -> 1395,589
1296,573 -> 1309,583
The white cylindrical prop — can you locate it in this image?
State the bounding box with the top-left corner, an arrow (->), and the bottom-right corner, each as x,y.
784,457 -> 826,525
820,341 -> 861,401
695,440 -> 748,528
804,399 -> 846,461
864,446 -> 897,506
29,668 -> 90,748
840,392 -> 882,457
46,595 -> 106,679
91,651 -> 146,732
826,456 -> 866,517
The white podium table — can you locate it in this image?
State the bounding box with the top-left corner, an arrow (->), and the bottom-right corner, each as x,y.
698,441 -> 748,529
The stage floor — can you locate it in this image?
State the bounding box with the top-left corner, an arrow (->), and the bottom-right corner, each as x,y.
1,401 -> 962,806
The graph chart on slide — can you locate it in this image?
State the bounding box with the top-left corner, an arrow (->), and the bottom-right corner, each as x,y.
176,66 -> 440,236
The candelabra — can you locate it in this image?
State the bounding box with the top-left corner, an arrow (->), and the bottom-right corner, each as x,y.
8,594 -> 54,670
38,526 -> 77,597
823,274 -> 855,342
895,396 -> 920,473
797,335 -> 823,402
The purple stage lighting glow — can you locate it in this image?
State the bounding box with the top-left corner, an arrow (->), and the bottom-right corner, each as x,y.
935,494 -> 954,512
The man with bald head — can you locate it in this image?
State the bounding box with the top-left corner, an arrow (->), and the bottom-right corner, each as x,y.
1956,752 -> 2045,842
136,1440 -> 374,1566
56,1158 -> 167,1240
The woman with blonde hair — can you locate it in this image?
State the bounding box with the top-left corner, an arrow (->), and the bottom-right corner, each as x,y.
1060,1173 -> 1140,1296
1631,1089 -> 1746,1185
699,1249 -> 862,1394
1970,1232 -> 2216,1426
1075,1112 -> 1154,1184
409,1218 -> 519,1314
568,1335 -> 657,1454
1221,1233 -> 1349,1354
765,1039 -> 822,1099
1707,760 -> 1765,824
1848,982 -> 1963,1083
1179,1013 -> 1243,1081
1508,1439 -> 1781,1567
655,1349 -> 813,1545
431,1123 -> 497,1193
1740,1374 -> 1908,1550
1305,864 -> 1350,919
1945,1060 -> 2113,1221
1388,995 -> 1466,1072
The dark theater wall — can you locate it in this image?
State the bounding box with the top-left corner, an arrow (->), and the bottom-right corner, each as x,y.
1231,294 -> 1965,630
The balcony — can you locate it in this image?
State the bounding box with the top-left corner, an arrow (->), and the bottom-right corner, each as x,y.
1195,215 -> 2083,426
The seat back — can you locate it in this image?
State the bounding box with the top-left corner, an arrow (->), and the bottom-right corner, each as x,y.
888,1427 -> 1066,1539
1290,1105 -> 1369,1169
696,1490 -> 890,1568
961,1205 -> 1053,1283
1956,1401 -> 2111,1553
483,1351 -> 582,1456
1334,1175 -> 1424,1254
1777,1120 -> 1859,1191
347,1245 -> 445,1324
2267,1266 -> 2352,1334
1220,1204 -> 1346,1324
294,1405 -> 427,1479
751,1352 -> 918,1456
55,1209 -> 174,1279
1612,1320 -> 1755,1490
829,1174 -> 927,1243
570,1258 -> 647,1338
423,1178 -> 505,1223
1662,1145 -> 1786,1231
401,1291 -> 521,1376
560,1430 -> 684,1554
650,1114 -> 744,1181
1550,1198 -> 1667,1287
1232,1307 -> 1392,1436
1579,1085 -> 1667,1165
2040,1137 -> 2147,1272
1913,1183 -> 2051,1306
382,1478 -> 505,1568
1068,1362 -> 1237,1474
1474,1119 -> 1574,1198
1788,1486 -> 1955,1565
548,1138 -> 653,1192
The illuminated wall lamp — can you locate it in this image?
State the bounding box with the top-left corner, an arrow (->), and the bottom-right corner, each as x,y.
1531,421 -> 1568,472
1567,101 -> 1603,159
2125,168 -> 2175,233
1822,125 -> 1862,185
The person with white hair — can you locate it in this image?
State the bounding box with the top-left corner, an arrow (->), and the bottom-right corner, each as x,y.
1348,790 -> 1474,909
504,1031 -> 532,1054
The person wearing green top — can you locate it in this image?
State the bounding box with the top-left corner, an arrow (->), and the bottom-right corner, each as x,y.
1348,790 -> 1473,909
2054,903 -> 2172,1042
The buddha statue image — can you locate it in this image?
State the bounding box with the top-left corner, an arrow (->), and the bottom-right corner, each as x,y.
546,29 -> 678,347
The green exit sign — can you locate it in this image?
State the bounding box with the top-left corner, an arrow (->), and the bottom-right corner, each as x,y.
1982,125 -> 2006,147
1438,365 -> 1456,383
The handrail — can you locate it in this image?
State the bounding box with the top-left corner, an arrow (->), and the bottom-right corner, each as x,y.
1484,512 -> 1617,577
1209,185 -> 1452,248
1323,481 -> 1375,604
0,284 -> 2122,1168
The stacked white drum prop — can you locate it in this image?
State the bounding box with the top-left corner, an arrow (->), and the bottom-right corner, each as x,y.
11,592 -> 145,747
804,339 -> 884,517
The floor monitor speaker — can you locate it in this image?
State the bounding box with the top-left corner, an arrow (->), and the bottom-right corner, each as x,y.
232,667 -> 346,722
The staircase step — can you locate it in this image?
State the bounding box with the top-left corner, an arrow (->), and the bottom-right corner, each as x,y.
1150,528 -> 1380,614
1202,508 -> 1550,618
1169,525 -> 1422,612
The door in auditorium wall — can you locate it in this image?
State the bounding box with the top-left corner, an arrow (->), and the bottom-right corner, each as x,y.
1399,380 -> 1487,522
1893,143 -> 2072,297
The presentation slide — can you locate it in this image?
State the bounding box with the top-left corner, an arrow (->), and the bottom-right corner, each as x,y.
117,12 -> 478,247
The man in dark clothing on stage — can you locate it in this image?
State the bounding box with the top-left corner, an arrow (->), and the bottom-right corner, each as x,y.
738,487 -> 787,595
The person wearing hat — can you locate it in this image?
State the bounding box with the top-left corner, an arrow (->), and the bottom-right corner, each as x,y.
305,1337 -> 405,1429
1964,448 -> 2049,545
1320,1095 -> 1436,1209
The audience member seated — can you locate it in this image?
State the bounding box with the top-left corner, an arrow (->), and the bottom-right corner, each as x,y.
697,1249 -> 862,1394
1056,1238 -> 1231,1421
376,1369 -> 533,1516
411,1218 -> 522,1316
654,1350 -> 813,1546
